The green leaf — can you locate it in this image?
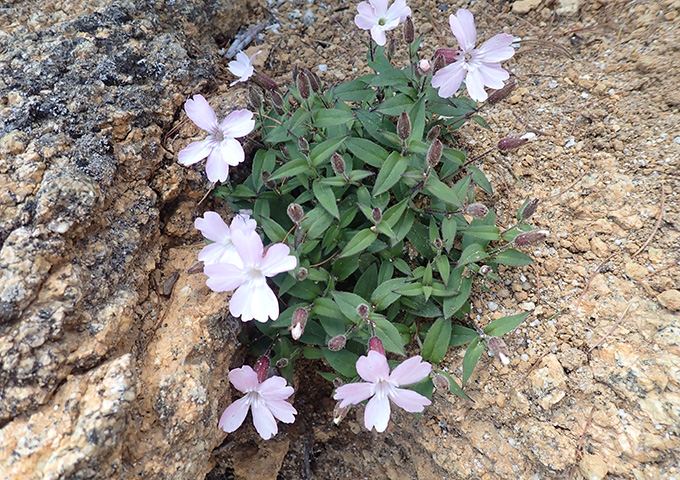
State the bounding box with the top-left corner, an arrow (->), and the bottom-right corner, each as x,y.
354,263 -> 378,298
339,228 -> 378,258
312,180 -> 340,219
441,216 -> 457,253
310,136 -> 348,167
371,278 -> 407,310
449,325 -> 479,346
377,94 -> 415,116
462,337 -> 485,386
333,254 -> 360,280
424,176 -> 463,208
314,108 -> 356,128
267,157 -> 310,182
373,317 -> 406,356
457,243 -> 489,268
312,297 -> 345,320
367,68 -> 409,87
331,291 -> 368,322
422,317 -> 452,363
484,312 -> 530,337
319,316 -> 347,337
406,221 -> 436,259
301,206 -> 335,241
468,166 -> 493,195
407,96 -> 426,142
493,248 -> 534,266
345,137 -> 389,168
443,275 -> 473,318
257,215 -> 287,243
437,370 -> 471,400
333,76 -> 376,102
303,346 -> 324,359
372,152 -> 408,196
435,255 -> 451,284
462,225 -> 501,241
322,348 -> 359,378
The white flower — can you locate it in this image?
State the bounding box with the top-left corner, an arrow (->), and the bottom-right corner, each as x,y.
194,212 -> 257,266
354,0 -> 411,46
228,50 -> 261,87
177,95 -> 255,183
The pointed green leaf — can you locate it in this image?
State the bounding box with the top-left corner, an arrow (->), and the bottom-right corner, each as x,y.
345,137 -> 389,168
314,108 -> 356,128
422,317 -> 452,363
373,316 -> 406,355
457,243 -> 489,268
339,228 -> 378,258
312,180 -> 340,219
462,337 -> 485,386
493,248 -> 534,266
372,152 -> 408,196
322,348 -> 359,378
310,136 -> 348,167
484,312 -> 530,337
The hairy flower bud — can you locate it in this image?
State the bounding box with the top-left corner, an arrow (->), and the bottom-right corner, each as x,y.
432,237 -> 443,251
333,401 -> 350,425
262,171 -> 276,189
486,80 -> 517,105
254,356 -> 270,383
254,71 -> 279,92
488,337 -> 510,365
297,71 -> 310,99
371,207 -> 382,224
498,135 -> 528,152
519,198 -> 539,221
368,336 -> 385,356
403,16 -> 415,43
418,59 -> 431,74
248,87 -> 262,109
479,265 -> 493,276
328,334 -> 347,352
331,153 -> 346,176
432,373 -> 450,392
434,48 -> 459,64
356,303 -> 370,319
302,68 -> 320,92
287,203 -> 304,224
291,308 -> 308,340
466,203 -> 489,219
513,229 -> 549,247
387,38 -> 397,57
269,89 -> 285,114
276,358 -> 289,368
280,144 -> 290,159
433,53 -> 446,74
298,136 -> 309,154
397,111 -> 411,140
295,267 -> 309,281
427,139 -> 443,167
426,125 -> 441,142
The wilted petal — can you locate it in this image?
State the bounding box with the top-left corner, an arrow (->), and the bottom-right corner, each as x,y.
356,351 -> 390,383
221,109 -> 255,138
229,365 -> 259,391
390,388 -> 431,412
476,33 -> 515,62
178,138 -> 214,166
266,398 -> 297,423
251,400 -> 278,440
364,394 -> 391,432
218,396 -> 251,433
333,382 -> 374,408
449,9 -> 476,51
432,62 -> 467,98
205,150 -> 230,183
204,262 -> 247,292
261,243 -> 297,277
184,94 -> 218,131
389,355 -> 431,386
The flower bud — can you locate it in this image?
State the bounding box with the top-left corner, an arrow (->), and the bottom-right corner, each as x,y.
403,16 -> 415,43
397,111 -> 411,140
486,80 -> 517,105
356,303 -> 370,319
254,356 -> 270,383
328,334 -> 347,351
519,198 -> 539,221
513,229 -> 549,247
418,59 -> 431,74
297,71 -> 310,99
387,38 -> 397,57
498,135 -> 528,152
426,125 -> 440,142
371,207 -> 382,224
295,267 -> 309,281
253,71 -> 279,92
488,337 -> 510,365
368,336 -> 385,356
248,87 -> 262,109
479,265 -> 493,276
306,69 -> 321,92
262,171 -> 276,189
466,203 -> 489,219
291,308 -> 308,340
427,139 -> 443,167
280,144 -> 290,159
432,373 -> 450,392
433,53 -> 446,74
276,358 -> 289,368
298,136 -> 309,154
331,153 -> 346,176
333,401 -> 350,425
333,377 -> 344,388
287,203 -> 304,224
432,237 -> 443,251
269,90 -> 285,114
434,48 -> 459,64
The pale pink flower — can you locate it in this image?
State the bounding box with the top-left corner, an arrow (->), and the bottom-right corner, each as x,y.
219,365 -> 297,440
354,0 -> 411,46
203,228 -> 297,322
178,94 -> 255,183
195,212 -> 257,266
228,50 -> 261,86
431,9 -> 515,102
333,351 -> 432,433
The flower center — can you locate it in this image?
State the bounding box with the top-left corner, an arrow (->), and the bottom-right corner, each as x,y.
464,51 -> 473,63
378,17 -> 387,26
213,130 -> 225,142
246,267 -> 265,283
374,377 -> 396,399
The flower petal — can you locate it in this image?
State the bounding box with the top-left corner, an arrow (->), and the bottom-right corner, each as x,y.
465,68 -> 488,102
204,262 -> 247,292
251,399 -> 278,440
198,242 -> 240,266
259,376 -> 294,400
478,62 -> 509,89
475,33 -> 515,63
230,214 -> 258,235
370,25 -> 387,46
265,398 -> 297,424
220,109 -> 255,138
205,149 -> 230,183
218,138 -> 246,167
195,211 -> 230,242
371,0 -> 389,15
228,366 -> 259,391
218,396 -> 251,433
184,94 -> 218,131
364,394 -> 391,432
333,382 -> 374,408
229,279 -> 280,322
260,243 -> 297,277
449,9 -> 477,51
355,3 -> 377,30
389,355 -> 432,386
356,351 -> 390,383
386,0 -> 411,23
389,387 -> 431,412
178,138 -> 214,166
432,62 -> 467,98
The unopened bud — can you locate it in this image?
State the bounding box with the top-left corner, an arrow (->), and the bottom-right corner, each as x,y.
433,53 -> 446,74
333,401 -> 350,425
253,71 -> 279,92
331,153 -> 346,176
368,336 -> 385,356
328,334 -> 347,351
486,80 -> 517,105
254,356 -> 270,383
287,203 -> 304,223
307,69 -> 321,92
433,48 -> 459,64
356,303 -> 370,319
427,139 -> 443,167
269,90 -> 285,115
371,208 -> 382,224
498,135 -> 528,152
387,38 -> 397,57
262,171 -> 275,189
276,358 -> 289,368
418,59 -> 431,74
248,87 -> 262,109
466,203 -> 489,219
295,267 -> 309,281
397,111 -> 411,140
426,125 -> 441,142
432,237 -> 443,251
280,144 -> 290,159
298,136 -> 309,154
291,308 -> 308,340
519,198 -> 539,221
333,377 -> 344,388
488,337 -> 510,365
297,71 -> 310,99
432,373 -> 450,392
403,16 -> 415,43
479,265 -> 493,276
513,229 -> 549,247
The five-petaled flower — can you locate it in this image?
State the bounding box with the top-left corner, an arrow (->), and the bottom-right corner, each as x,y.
354,0 -> 411,46
178,95 -> 255,183
333,351 -> 431,432
219,365 -> 297,440
228,50 -> 261,86
431,9 -> 515,102
195,211 -> 257,266
203,227 -> 297,322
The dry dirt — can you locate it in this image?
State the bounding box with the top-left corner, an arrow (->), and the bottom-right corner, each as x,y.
198,0 -> 680,479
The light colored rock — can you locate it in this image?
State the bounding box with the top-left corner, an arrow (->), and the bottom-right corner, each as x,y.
528,354 -> 567,409
625,262 -> 648,281
579,453 -> 609,480
590,237 -> 609,256
557,0 -> 582,16
657,289 -> 680,311
512,0 -> 542,14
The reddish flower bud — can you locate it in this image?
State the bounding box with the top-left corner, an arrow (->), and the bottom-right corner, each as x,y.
298,136 -> 309,154
432,373 -> 450,392
519,198 -> 539,221
279,144 -> 290,159
488,337 -> 510,365
328,334 -> 347,351
332,377 -> 344,388
403,16 -> 415,43
427,139 -> 443,167
253,71 -> 279,92
498,135 -> 528,152
356,303 -> 370,319
486,80 -> 517,105
287,203 -> 304,224
333,401 -> 350,425
302,68 -> 320,92
432,237 -> 443,251
513,229 -> 549,247
295,267 -> 308,281
276,358 -> 289,368
291,308 -> 308,340
269,90 -> 285,114
397,111 -> 411,140
466,203 -> 489,219
426,125 -> 441,142
434,48 -> 460,64
254,356 -> 270,383
368,336 -> 385,356
331,153 -> 346,176
297,71 -> 310,99
371,207 -> 382,224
